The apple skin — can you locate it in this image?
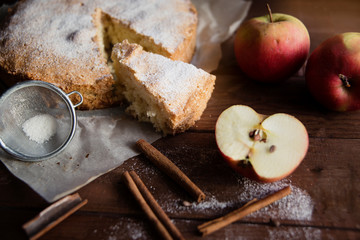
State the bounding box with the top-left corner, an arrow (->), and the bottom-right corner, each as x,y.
220,151 -> 301,183
234,13 -> 310,82
305,32 -> 360,111
220,152 -> 271,183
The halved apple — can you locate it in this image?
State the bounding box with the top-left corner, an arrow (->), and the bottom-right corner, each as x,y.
215,105 -> 308,182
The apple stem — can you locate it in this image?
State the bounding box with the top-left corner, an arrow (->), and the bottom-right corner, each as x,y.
266,3 -> 273,23
339,74 -> 351,88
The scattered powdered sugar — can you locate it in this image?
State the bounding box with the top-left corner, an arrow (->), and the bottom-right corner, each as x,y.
126,222 -> 145,240
22,114 -> 57,144
164,178 -> 314,222
248,181 -> 314,221
104,0 -> 197,51
190,195 -> 235,212
107,224 -> 120,240
0,0 -> 196,69
237,178 -> 314,221
113,41 -> 215,115
268,226 -> 322,240
103,218 -> 146,240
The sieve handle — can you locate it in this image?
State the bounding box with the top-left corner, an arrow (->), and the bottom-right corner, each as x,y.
67,91 -> 83,108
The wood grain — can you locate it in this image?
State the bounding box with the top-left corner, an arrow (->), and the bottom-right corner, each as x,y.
0,0 -> 360,239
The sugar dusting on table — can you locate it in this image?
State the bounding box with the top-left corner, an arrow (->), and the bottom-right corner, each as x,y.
268,226 -> 322,240
238,178 -> 314,221
164,178 -> 314,222
103,218 -> 146,240
22,114 -> 57,144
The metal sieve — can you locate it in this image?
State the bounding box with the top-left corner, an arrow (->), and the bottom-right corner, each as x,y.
0,80 -> 83,161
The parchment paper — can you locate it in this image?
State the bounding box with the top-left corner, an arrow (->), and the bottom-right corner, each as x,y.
0,0 -> 251,202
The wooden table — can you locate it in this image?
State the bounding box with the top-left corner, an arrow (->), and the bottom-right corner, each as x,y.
1,0 -> 360,239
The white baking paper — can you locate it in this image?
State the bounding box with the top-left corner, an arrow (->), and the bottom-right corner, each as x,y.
0,0 -> 251,202
0,108 -> 161,202
191,0 -> 252,72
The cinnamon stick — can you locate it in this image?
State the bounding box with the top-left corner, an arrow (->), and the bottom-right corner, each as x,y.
197,198 -> 258,231
129,171 -> 185,240
122,171 -> 173,240
23,193 -> 88,240
197,186 -> 291,236
136,139 -> 206,202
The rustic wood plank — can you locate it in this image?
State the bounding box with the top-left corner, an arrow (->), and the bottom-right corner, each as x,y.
3,211 -> 359,240
1,0 -> 360,239
1,133 -> 359,231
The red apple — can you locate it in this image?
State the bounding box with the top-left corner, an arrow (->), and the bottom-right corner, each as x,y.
305,32 -> 360,111
234,5 -> 310,82
215,105 -> 309,183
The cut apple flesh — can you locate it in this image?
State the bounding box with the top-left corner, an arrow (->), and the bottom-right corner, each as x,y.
251,113 -> 308,179
215,105 -> 308,181
215,105 -> 265,160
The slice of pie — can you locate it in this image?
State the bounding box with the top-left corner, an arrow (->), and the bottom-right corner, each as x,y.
111,40 -> 216,135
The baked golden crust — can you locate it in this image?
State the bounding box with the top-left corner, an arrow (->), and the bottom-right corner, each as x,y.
111,40 -> 216,135
164,3 -> 198,63
0,0 -> 198,109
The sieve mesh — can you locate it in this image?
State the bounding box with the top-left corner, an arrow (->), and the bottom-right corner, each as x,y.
0,81 -> 81,161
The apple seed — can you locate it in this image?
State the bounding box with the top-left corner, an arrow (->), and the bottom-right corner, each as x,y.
249,130 -> 256,138
249,129 -> 267,142
269,145 -> 276,153
253,132 -> 261,141
253,129 -> 263,141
